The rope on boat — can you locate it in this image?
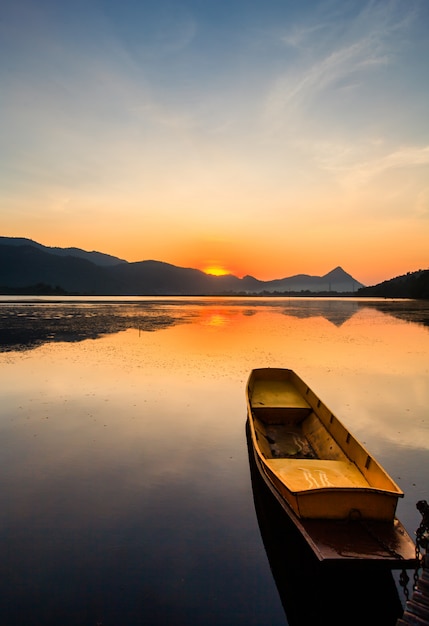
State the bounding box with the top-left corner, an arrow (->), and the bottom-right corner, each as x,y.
396,500 -> 429,625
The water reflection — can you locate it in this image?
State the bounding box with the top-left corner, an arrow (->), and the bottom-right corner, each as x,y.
279,297 -> 362,325
361,298 -> 429,328
0,297 -> 428,624
0,302 -> 192,351
1,297 -> 429,352
246,422 -> 404,625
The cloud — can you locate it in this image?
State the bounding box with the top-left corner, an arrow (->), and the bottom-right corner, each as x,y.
316,143 -> 429,194
265,1 -> 416,126
268,39 -> 388,121
415,188 -> 429,219
352,145 -> 429,182
281,22 -> 327,49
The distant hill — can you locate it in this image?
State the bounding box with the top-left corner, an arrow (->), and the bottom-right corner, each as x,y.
0,236 -> 364,295
357,269 -> 429,299
0,237 -> 126,267
240,266 -> 361,293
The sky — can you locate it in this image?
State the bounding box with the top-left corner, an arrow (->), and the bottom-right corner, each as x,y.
1,0 -> 429,285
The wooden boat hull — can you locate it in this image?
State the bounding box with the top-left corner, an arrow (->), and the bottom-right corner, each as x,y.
264,462 -> 400,521
246,368 -> 403,522
250,429 -> 417,567
247,418 -> 413,591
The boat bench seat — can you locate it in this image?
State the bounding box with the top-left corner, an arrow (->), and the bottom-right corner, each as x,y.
252,406 -> 312,424
251,380 -> 312,424
266,458 -> 370,493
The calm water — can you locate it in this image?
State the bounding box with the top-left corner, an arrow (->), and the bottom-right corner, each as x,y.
0,297 -> 428,625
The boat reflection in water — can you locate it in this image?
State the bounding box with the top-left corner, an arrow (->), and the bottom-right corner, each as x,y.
246,422 -> 404,626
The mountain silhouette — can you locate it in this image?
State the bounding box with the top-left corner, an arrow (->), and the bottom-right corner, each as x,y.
0,236 -> 364,295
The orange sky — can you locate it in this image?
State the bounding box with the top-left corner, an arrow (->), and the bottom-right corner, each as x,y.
1,1 -> 428,286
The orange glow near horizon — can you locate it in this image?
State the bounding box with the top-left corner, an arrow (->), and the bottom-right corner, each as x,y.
7,226 -> 428,287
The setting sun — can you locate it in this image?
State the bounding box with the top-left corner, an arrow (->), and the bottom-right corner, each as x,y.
203,266 -> 230,277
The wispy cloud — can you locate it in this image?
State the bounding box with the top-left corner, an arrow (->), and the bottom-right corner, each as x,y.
265,1 -> 415,124
268,38 -> 387,119
343,144 -> 429,186
281,22 -> 327,49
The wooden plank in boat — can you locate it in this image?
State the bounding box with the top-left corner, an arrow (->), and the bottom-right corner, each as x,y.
265,458 -> 371,491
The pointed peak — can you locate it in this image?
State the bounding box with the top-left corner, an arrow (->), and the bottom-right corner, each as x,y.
323,266 -> 348,278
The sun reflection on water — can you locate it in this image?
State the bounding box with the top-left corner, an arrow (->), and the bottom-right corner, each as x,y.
0,298 -> 428,623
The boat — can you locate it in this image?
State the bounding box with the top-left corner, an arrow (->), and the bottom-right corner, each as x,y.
246,367 -> 417,566
246,421 -> 404,625
246,367 -> 402,521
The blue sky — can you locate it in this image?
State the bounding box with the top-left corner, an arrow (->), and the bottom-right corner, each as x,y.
1,0 -> 429,284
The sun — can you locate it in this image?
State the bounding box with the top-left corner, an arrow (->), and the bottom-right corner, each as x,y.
203,265 -> 230,277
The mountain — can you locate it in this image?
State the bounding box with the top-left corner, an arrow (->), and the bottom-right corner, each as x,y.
357,269 -> 429,299
0,237 -> 365,295
0,236 -> 126,267
238,266 -> 361,293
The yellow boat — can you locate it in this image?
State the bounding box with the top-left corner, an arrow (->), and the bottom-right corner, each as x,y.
246,368 -> 417,565
247,367 -> 403,521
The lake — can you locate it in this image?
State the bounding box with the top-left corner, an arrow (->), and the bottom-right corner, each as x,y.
1,296 -> 428,625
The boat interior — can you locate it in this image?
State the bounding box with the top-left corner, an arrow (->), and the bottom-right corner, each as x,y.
249,372 -> 402,497
251,378 -> 349,462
